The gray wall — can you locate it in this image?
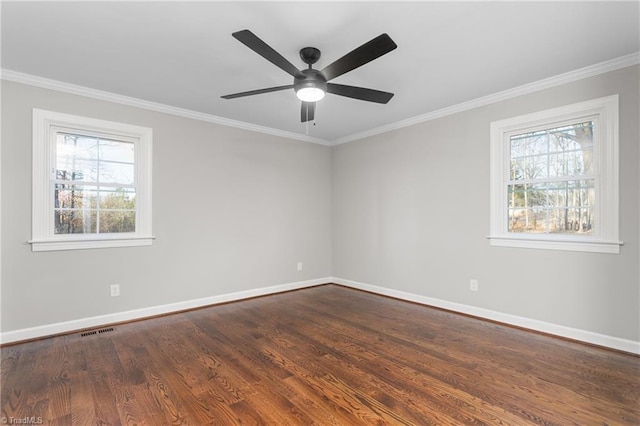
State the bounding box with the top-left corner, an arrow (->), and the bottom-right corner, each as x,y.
2,65 -> 639,344
1,81 -> 332,332
332,65 -> 640,342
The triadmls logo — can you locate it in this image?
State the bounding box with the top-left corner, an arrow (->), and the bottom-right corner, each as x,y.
1,417 -> 44,425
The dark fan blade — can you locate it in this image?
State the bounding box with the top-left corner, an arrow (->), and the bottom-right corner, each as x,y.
233,30 -> 303,78
321,33 -> 397,81
221,85 -> 293,99
301,102 -> 316,122
327,83 -> 394,104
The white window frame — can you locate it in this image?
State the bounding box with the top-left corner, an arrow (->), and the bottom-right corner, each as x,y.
489,95 -> 621,254
31,109 -> 153,251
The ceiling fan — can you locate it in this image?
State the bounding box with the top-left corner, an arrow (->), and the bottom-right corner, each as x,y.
221,30 -> 398,122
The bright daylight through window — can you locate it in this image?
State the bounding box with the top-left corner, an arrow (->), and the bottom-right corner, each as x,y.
508,121 -> 595,235
489,95 -> 620,253
31,109 -> 153,251
55,133 -> 136,234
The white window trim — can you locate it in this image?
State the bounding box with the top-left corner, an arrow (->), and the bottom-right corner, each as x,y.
489,95 -> 621,254
31,109 -> 153,251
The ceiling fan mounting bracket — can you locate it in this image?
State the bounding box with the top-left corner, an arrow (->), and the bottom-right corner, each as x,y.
299,47 -> 321,66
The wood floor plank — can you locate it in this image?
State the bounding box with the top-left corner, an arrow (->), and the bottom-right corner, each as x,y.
69,342 -> 99,426
83,336 -> 126,425
2,284 -> 638,425
48,337 -> 71,426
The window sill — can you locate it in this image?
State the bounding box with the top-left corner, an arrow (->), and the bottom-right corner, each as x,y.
29,236 -> 155,252
487,235 -> 622,254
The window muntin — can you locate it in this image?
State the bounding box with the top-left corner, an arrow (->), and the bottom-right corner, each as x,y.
31,109 -> 153,251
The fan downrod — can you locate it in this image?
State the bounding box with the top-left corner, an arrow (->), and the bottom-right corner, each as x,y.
300,47 -> 321,67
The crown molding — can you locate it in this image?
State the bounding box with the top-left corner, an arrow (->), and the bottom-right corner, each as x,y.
332,52 -> 640,145
0,69 -> 331,146
3,51 -> 638,147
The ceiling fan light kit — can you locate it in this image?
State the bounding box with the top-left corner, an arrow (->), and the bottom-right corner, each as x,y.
222,30 -> 397,123
296,87 -> 326,102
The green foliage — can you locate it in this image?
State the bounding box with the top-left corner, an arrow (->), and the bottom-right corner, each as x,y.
54,187 -> 136,234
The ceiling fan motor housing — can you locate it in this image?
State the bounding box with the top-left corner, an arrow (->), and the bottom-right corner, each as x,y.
294,69 -> 328,95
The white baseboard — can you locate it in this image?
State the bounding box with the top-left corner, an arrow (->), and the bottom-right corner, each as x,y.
332,277 -> 640,355
0,277 -> 331,345
4,277 -> 638,355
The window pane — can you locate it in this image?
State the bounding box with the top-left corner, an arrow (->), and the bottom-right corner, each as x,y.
548,209 -> 564,233
99,187 -> 136,210
546,208 -> 594,235
54,184 -> 98,209
549,180 -> 595,209
509,180 -> 595,235
567,181 -> 591,207
57,133 -> 98,160
548,149 -> 593,177
99,162 -> 135,185
530,155 -> 548,179
55,158 -> 98,182
100,139 -> 134,163
510,158 -> 524,180
508,183 -> 547,208
54,209 -> 97,234
548,122 -> 593,152
510,121 -> 594,182
527,185 -> 547,207
508,184 -> 525,208
516,133 -> 547,157
508,208 -> 547,233
99,211 -> 135,233
56,133 -> 135,185
56,134 -> 99,181
510,137 -> 526,158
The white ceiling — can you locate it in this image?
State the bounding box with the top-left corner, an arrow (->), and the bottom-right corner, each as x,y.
2,1 -> 639,144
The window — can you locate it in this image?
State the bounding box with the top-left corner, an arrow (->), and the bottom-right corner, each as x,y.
31,109 -> 153,251
489,95 -> 620,253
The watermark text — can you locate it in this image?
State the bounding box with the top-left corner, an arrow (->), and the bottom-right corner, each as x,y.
1,417 -> 44,425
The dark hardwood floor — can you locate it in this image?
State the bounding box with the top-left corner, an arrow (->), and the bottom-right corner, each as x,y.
2,284 -> 639,425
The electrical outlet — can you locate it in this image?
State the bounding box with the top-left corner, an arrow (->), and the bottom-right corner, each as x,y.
110,284 -> 120,297
297,262 -> 303,271
470,279 -> 479,292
